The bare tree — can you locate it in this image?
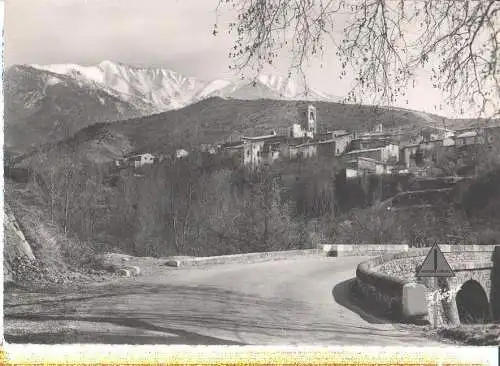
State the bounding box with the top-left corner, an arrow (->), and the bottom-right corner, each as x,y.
215,0 -> 499,117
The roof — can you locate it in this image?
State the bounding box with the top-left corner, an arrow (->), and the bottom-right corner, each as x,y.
289,141 -> 316,148
332,133 -> 352,138
347,156 -> 388,165
315,139 -> 336,145
242,135 -> 288,144
345,147 -> 385,154
353,136 -> 391,141
261,135 -> 289,144
242,133 -> 278,141
126,152 -> 155,159
456,131 -> 478,138
421,139 -> 443,144
221,141 -> 244,148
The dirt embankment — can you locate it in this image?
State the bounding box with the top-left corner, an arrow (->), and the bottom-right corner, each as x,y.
3,201 -> 123,289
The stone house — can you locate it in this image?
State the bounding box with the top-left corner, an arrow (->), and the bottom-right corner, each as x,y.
345,157 -> 395,178
286,140 -> 317,160
345,143 -> 399,164
201,144 -> 218,155
127,153 -> 156,168
242,132 -> 284,166
455,130 -> 485,146
400,144 -> 420,169
400,139 -> 445,170
350,137 -> 392,151
316,139 -> 338,156
332,133 -> 354,155
175,149 -> 189,159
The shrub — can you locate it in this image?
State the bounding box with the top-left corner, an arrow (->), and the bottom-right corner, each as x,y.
477,229 -> 500,245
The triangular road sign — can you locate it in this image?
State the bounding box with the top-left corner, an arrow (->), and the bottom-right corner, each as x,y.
416,242 -> 455,277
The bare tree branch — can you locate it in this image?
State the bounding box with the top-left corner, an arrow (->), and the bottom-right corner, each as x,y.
216,0 -> 499,118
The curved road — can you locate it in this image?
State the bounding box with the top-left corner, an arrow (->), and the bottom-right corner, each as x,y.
5,256 -> 443,345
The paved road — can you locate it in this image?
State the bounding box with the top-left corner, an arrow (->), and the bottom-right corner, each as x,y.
4,256 -> 444,345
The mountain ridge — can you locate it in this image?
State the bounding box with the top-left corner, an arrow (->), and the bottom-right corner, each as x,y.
5,61 -> 343,153
7,61 -> 498,156
27,60 -> 342,111
4,64 -> 142,153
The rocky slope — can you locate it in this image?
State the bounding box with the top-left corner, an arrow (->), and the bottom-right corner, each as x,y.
4,202 -> 37,284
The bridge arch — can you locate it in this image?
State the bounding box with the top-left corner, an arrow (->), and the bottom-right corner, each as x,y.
455,280 -> 491,324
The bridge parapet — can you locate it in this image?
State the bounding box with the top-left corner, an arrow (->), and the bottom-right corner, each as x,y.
322,244 -> 409,257
354,245 -> 500,326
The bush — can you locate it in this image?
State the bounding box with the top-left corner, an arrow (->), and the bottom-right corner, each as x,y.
477,229 -> 500,245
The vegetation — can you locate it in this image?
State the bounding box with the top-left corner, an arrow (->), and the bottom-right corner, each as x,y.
7,137 -> 499,268
435,324 -> 500,346
14,152 -> 314,259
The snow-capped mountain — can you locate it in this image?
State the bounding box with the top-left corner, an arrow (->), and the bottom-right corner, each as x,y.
30,61 -> 206,112
29,61 -> 340,113
4,64 -> 142,153
6,61 -> 341,153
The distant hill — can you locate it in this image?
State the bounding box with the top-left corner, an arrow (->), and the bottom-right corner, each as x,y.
18,97 -> 461,165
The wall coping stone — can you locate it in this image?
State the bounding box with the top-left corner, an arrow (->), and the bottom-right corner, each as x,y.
452,261 -> 494,271
164,249 -> 323,267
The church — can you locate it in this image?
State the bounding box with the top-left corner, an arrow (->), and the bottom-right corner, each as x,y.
240,104 -> 353,167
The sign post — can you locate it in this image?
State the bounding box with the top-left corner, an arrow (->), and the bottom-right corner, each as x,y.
416,242 -> 455,278
416,242 -> 456,327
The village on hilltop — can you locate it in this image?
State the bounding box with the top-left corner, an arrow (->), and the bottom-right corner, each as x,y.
115,104 -> 500,179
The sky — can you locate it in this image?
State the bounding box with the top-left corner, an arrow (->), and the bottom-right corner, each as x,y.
4,0 -> 476,118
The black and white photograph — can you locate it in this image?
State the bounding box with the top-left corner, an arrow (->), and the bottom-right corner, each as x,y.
2,0 -> 500,353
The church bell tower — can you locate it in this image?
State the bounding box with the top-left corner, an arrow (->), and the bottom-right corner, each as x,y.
307,104 -> 317,135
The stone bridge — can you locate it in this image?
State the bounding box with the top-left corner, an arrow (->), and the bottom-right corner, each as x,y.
419,246 -> 499,326
354,244 -> 500,326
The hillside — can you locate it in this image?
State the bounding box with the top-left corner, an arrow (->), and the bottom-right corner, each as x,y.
18,97 -> 452,165
4,65 -> 142,154
3,179 -> 115,286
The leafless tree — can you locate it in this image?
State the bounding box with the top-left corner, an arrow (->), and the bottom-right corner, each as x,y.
215,0 -> 499,117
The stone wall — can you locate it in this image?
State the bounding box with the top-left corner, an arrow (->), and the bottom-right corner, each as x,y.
322,244 -> 409,257
355,245 -> 500,326
354,249 -> 429,321
164,248 -> 324,267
